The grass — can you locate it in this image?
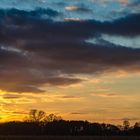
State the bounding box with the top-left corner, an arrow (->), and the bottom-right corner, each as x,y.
0,136 -> 139,140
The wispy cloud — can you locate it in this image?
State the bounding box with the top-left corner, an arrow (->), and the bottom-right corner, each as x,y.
91,93 -> 121,98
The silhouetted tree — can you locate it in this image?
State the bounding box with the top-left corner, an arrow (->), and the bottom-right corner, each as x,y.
45,113 -> 62,122
134,122 -> 140,128
123,119 -> 130,130
26,109 -> 46,123
0,109 -> 139,136
132,122 -> 140,135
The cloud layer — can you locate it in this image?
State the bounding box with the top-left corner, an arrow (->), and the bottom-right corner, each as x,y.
0,0 -> 140,21
0,8 -> 140,93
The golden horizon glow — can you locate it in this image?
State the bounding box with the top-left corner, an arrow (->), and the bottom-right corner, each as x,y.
0,70 -> 140,125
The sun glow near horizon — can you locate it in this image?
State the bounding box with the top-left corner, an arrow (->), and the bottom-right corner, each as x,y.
0,72 -> 140,125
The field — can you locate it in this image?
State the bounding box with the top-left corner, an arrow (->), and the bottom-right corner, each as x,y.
0,136 -> 139,140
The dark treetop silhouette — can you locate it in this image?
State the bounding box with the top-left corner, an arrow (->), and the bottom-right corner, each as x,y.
0,109 -> 139,136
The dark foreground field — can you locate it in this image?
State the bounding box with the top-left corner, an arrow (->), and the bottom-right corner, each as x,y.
0,136 -> 139,140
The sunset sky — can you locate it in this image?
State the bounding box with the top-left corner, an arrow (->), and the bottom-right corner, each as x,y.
0,0 -> 140,124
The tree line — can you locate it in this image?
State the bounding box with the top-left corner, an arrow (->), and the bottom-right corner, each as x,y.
0,109 -> 139,136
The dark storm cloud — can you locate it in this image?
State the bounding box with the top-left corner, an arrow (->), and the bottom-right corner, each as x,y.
0,8 -> 140,93
46,77 -> 83,86
102,13 -> 140,36
0,8 -> 60,19
1,11 -> 140,45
